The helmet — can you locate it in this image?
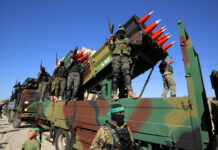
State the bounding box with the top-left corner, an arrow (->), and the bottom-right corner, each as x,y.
41,67 -> 45,72
117,25 -> 126,33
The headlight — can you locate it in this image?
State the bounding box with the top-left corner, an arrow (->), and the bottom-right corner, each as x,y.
24,101 -> 29,104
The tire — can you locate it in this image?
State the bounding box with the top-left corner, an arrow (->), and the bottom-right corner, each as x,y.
12,114 -> 21,128
55,128 -> 72,150
8,111 -> 13,123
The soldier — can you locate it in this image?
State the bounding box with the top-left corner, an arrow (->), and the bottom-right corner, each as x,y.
37,67 -> 51,102
109,25 -> 143,100
14,82 -> 22,100
53,61 -> 67,101
159,56 -> 176,97
66,54 -> 81,101
0,103 -> 3,118
90,104 -> 139,150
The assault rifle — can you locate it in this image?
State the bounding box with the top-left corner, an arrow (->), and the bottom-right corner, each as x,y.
40,60 -> 43,70
107,16 -> 115,45
56,53 -> 58,65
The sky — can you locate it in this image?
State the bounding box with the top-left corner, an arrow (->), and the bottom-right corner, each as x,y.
0,0 -> 217,100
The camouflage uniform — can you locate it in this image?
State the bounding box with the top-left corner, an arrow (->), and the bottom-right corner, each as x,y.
159,60 -> 176,97
37,71 -> 51,100
53,64 -> 67,98
66,60 -> 81,100
109,29 -> 143,96
90,120 -> 134,150
14,83 -> 22,100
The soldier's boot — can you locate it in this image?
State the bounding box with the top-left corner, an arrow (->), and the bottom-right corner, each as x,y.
171,95 -> 176,97
128,91 -> 139,99
113,92 -> 119,100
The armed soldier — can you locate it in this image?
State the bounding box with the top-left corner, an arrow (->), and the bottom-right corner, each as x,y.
109,25 -> 143,100
14,82 -> 22,101
159,55 -> 176,97
66,53 -> 81,101
37,67 -> 51,102
90,104 -> 139,150
53,61 -> 67,101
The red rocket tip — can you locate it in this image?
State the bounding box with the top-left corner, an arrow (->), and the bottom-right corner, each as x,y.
144,19 -> 161,34
157,32 -> 169,41
82,60 -> 88,64
157,36 -> 170,46
139,10 -> 154,24
167,35 -> 172,38
149,10 -> 154,15
162,41 -> 175,51
151,28 -> 167,40
152,26 -> 166,35
75,51 -> 83,59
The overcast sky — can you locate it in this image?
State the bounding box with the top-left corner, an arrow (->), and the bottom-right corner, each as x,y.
0,0 -> 217,99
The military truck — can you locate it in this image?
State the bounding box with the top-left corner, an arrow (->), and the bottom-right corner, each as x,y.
12,78 -> 40,128
35,14 -> 217,150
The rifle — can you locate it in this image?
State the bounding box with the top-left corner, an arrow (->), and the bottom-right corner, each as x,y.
107,16 -> 114,35
107,16 -> 115,45
56,53 -> 58,65
40,60 -> 43,70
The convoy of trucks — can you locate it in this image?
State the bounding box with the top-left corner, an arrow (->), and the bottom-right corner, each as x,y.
6,13 -> 218,150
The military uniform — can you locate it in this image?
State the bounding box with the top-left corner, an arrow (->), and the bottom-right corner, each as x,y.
159,60 -> 176,97
37,69 -> 51,101
109,26 -> 143,99
90,120 -> 134,150
53,62 -> 67,99
14,83 -> 22,100
66,60 -> 81,100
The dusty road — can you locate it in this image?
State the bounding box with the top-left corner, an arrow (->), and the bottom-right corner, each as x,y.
0,115 -> 55,150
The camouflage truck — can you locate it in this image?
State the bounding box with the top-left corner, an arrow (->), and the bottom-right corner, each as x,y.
36,17 -> 217,150
12,78 -> 40,128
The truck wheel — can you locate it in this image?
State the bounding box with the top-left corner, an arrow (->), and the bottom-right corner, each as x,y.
8,111 -> 13,123
12,115 -> 21,128
55,128 -> 72,150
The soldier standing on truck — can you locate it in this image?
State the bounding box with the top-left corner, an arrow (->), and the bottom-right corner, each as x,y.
37,67 -> 51,102
90,104 -> 139,150
14,82 -> 22,100
66,54 -> 81,101
109,25 -> 143,100
53,61 -> 67,101
159,55 -> 176,97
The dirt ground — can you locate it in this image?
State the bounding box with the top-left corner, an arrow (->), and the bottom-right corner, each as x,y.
0,115 -> 55,150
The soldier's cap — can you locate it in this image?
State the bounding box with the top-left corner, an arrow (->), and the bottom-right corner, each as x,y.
107,104 -> 125,117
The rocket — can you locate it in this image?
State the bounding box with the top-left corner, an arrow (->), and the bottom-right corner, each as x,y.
82,60 -> 88,64
162,41 -> 175,51
75,51 -> 83,59
152,26 -> 166,35
157,35 -> 172,46
157,32 -> 169,41
139,10 -> 154,24
144,19 -> 161,34
78,54 -> 89,62
152,28 -> 166,40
